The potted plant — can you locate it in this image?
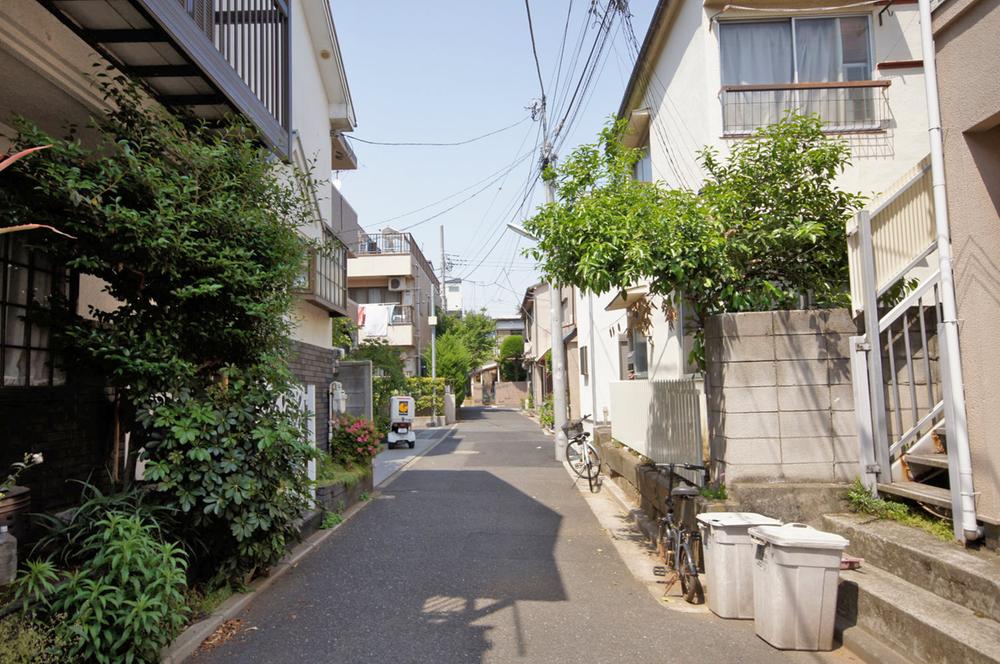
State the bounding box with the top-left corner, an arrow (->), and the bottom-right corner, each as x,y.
0,453 -> 44,543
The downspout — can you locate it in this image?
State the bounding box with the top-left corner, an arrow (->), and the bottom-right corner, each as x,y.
917,0 -> 982,542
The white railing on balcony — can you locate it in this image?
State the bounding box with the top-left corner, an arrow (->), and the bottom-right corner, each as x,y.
609,378 -> 705,483
847,156 -> 935,314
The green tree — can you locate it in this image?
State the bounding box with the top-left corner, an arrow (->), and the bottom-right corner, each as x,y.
424,333 -> 471,406
4,76 -> 316,580
524,114 -> 862,364
498,334 -> 525,381
451,309 -> 496,369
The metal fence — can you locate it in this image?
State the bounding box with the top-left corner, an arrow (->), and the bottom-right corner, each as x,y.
609,378 -> 704,484
720,80 -> 890,136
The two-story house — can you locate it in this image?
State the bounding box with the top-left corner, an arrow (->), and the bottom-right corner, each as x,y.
581,0 -> 932,440
0,0 -> 360,509
521,282 -> 580,420
348,229 -> 440,376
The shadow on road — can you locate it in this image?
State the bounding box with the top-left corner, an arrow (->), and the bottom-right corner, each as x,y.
198,468 -> 567,663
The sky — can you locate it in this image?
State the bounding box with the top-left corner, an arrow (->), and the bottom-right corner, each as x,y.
331,0 -> 656,317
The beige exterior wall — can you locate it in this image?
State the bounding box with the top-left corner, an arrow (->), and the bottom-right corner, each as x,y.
348,253 -> 438,377
934,0 -> 1000,524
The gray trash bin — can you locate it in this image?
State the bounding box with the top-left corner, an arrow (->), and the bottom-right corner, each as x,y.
696,512 -> 782,619
748,523 -> 849,651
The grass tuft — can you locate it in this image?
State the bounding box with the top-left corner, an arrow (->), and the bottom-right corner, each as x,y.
846,479 -> 954,542
321,512 -> 343,529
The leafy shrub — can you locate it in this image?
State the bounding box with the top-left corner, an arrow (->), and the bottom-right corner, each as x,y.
139,364 -> 313,581
316,452 -> 370,488
32,481 -> 179,567
539,395 -> 554,429
320,512 -> 343,529
5,77 -> 318,582
17,512 -> 188,664
329,415 -> 381,468
404,377 -> 446,414
0,615 -> 63,664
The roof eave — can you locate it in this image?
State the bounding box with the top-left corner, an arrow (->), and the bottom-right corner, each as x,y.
616,0 -> 681,120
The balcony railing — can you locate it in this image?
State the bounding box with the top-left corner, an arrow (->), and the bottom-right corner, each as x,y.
720,80 -> 890,136
353,232 -> 437,284
354,232 -> 413,256
44,0 -> 290,156
389,304 -> 414,326
194,0 -> 290,140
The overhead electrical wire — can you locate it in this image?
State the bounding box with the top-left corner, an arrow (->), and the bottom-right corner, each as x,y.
366,147 -> 537,229
523,0 -> 548,135
346,115 -> 530,147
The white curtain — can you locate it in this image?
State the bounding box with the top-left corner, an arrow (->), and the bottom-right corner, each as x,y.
795,18 -> 840,125
719,22 -> 793,132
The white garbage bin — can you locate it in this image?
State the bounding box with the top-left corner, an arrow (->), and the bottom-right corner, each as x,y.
696,512 -> 782,619
748,523 -> 849,651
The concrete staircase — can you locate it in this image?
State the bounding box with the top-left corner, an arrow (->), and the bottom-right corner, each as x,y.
824,513 -> 1000,664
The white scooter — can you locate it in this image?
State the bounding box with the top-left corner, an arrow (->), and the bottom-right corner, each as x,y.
386,395 -> 416,449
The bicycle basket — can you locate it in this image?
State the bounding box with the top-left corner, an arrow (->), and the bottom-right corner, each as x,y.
562,420 -> 585,437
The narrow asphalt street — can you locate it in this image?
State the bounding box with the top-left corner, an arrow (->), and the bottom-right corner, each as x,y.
195,408 -> 845,663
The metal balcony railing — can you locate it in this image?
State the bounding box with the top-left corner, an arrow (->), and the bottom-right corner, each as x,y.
720,80 -> 891,136
43,0 -> 291,156
389,304 -> 414,326
353,232 -> 437,284
196,0 -> 290,138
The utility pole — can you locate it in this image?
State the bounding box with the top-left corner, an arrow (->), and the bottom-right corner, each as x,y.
588,291 -> 598,425
542,140 -> 569,461
440,225 -> 447,313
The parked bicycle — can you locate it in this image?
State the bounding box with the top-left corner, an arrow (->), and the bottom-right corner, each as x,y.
652,462 -> 707,604
564,415 -> 601,492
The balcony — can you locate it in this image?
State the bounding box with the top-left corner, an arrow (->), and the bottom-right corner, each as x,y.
44,0 -> 290,156
294,232 -> 348,316
349,231 -> 437,284
720,80 -> 890,136
389,304 -> 413,326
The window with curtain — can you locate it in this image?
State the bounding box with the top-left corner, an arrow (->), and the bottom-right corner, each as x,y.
1,236 -> 68,387
719,17 -> 875,133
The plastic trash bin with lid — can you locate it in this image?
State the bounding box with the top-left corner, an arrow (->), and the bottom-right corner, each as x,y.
696,512 -> 782,619
748,523 -> 849,651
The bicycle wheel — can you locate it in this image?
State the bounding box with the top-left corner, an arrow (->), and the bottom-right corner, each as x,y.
584,444 -> 601,479
678,545 -> 705,604
566,440 -> 587,477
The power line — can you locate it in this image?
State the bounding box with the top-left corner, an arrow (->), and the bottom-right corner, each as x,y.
523,0 -> 548,137
346,115 -> 530,147
397,152 -> 536,231
367,147 -> 537,229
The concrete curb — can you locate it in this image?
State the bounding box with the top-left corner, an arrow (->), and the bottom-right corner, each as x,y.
163,425 -> 458,663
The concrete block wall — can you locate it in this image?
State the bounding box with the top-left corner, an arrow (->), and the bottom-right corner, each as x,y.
706,309 -> 860,483
494,381 -> 528,408
336,360 -> 373,420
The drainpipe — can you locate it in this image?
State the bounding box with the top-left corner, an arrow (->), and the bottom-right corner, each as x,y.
917,0 -> 981,542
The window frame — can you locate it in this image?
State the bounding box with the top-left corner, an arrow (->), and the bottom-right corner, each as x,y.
1,236 -> 70,388
717,14 -> 875,88
717,14 -> 880,135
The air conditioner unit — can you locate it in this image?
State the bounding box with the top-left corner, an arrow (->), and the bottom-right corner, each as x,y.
388,277 -> 406,291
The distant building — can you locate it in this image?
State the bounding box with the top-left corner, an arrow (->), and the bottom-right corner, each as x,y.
444,278 -> 463,314
348,228 -> 440,376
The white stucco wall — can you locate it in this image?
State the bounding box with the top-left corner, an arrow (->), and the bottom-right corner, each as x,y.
640,3 -> 930,200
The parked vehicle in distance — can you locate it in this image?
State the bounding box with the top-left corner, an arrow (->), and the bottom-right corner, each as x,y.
387,395 -> 416,449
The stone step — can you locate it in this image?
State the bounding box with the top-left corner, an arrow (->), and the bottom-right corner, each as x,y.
837,563 -> 1000,664
824,513 -> 1000,622
878,481 -> 951,509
